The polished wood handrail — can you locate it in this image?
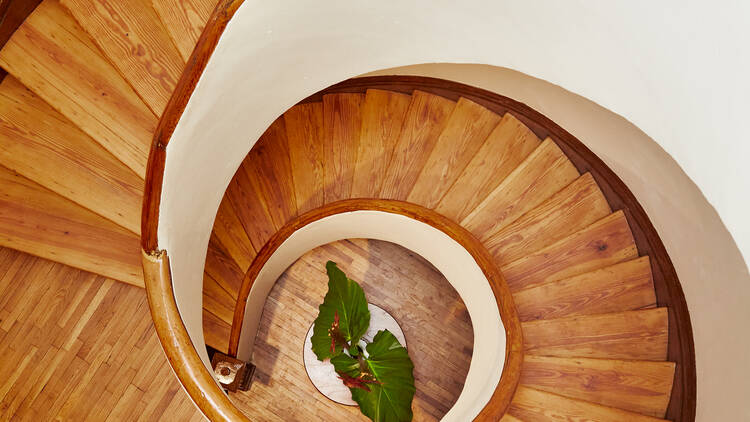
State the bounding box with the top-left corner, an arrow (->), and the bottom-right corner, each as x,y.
228,199 -> 524,420
141,0 -> 243,253
142,250 -> 250,422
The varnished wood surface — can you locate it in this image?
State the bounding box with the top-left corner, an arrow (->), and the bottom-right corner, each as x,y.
59,0 -> 184,116
151,0 -> 215,61
0,246 -> 204,421
0,165 -> 143,285
284,102 -> 325,214
0,0 -> 156,178
229,239 -> 473,421
0,76 -> 144,233
322,93 -> 364,203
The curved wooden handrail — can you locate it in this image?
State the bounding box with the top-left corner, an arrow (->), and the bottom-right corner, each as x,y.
141,0 -> 243,253
142,250 -> 250,422
229,199 -> 524,420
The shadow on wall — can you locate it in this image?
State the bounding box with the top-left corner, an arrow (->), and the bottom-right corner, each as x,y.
362,63 -> 750,421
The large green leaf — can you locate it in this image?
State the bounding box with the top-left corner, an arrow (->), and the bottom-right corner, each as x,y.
333,330 -> 415,422
311,261 -> 370,360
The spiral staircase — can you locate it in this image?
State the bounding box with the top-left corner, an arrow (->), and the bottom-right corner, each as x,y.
0,0 -> 695,420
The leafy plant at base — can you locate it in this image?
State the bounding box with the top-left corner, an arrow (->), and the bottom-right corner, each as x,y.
312,261 -> 416,422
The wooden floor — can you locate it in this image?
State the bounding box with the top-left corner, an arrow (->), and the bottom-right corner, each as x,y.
229,239 -> 474,421
0,246 -> 204,421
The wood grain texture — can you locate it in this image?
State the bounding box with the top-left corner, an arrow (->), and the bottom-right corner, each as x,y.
513,256 -> 656,322
522,308 -> 669,361
284,102 -> 325,214
486,172 -> 611,266
244,117 -> 297,228
0,76 -> 144,233
520,355 -> 675,417
379,91 -> 455,200
151,0 -> 214,60
143,250 -> 248,421
211,193 -> 256,272
407,97 -> 501,208
0,165 -> 143,285
203,237 -> 243,299
203,272 -> 235,324
322,93 -> 364,203
203,307 -> 230,353
60,0 -> 185,116
508,386 -> 668,422
141,0 -> 243,252
229,199 -> 523,419
229,239 -> 473,421
436,113 -> 541,222
351,89 -> 410,198
502,210 -> 639,292
0,0 -> 156,178
462,138 -> 579,240
225,157 -> 277,252
0,248 -> 205,421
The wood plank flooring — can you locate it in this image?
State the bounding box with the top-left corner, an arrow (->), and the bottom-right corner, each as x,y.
229,239 -> 474,421
0,246 -> 204,421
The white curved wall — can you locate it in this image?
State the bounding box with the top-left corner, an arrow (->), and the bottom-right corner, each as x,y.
158,2 -> 750,419
235,211 -> 505,421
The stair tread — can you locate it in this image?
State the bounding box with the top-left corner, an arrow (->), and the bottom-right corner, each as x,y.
60,0 -> 184,116
203,308 -> 230,353
520,355 -> 675,418
204,237 -> 243,299
211,194 -> 256,272
203,272 -> 236,325
514,256 -> 656,322
462,138 -> 579,239
284,102 -> 325,214
380,90 -> 456,200
226,157 -> 277,252
322,93 -> 364,204
0,0 -> 156,178
502,210 -> 638,292
435,113 -> 541,222
508,386 -> 669,422
0,76 -> 143,233
407,97 -> 501,208
486,172 -> 611,266
0,165 -> 142,285
151,0 -> 214,61
522,308 -> 669,361
351,89 -> 410,198
244,117 -> 297,229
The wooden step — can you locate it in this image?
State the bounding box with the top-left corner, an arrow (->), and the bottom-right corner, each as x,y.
203,272 -> 236,325
284,102 -> 324,214
244,117 -> 297,228
225,157 -> 276,252
522,308 -> 669,361
351,89 -> 410,198
508,386 -> 668,422
211,194 -> 256,272
0,165 -> 142,286
203,237 -> 244,300
502,210 -> 638,292
380,91 -> 455,200
407,97 -> 501,208
486,172 -> 611,266
203,308 -> 230,353
59,0 -> 185,116
513,257 -> 656,322
462,138 -> 579,240
520,355 -> 675,417
499,415 -> 523,422
0,76 -> 143,233
435,113 -> 541,222
322,93 -> 364,203
0,0 -> 156,178
151,0 -> 215,60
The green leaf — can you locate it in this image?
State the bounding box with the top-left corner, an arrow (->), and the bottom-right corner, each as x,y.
311,261 -> 370,360
344,330 -> 416,422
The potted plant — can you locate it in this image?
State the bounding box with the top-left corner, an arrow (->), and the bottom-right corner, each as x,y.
311,261 -> 416,422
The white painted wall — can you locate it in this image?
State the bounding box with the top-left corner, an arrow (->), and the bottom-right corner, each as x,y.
158,1 -> 750,419
235,211 -> 505,421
